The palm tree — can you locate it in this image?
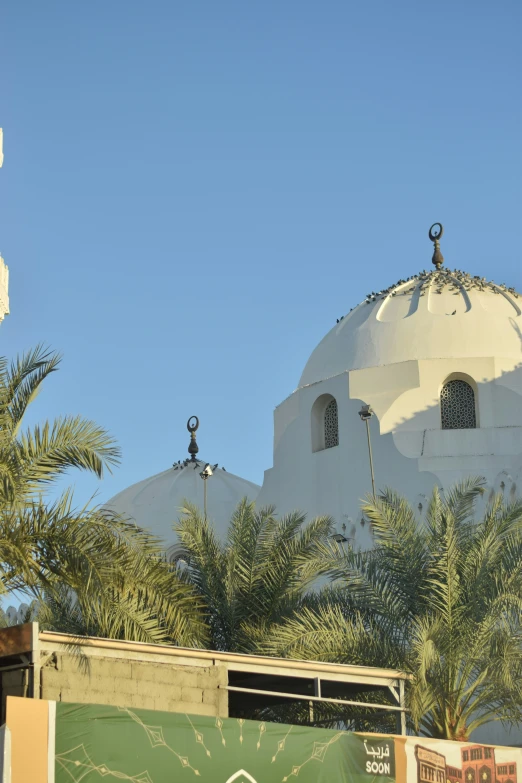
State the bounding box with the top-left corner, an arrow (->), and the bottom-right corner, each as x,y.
0,346 -> 206,647
257,479 -> 522,740
0,345 -> 120,506
173,498 -> 334,652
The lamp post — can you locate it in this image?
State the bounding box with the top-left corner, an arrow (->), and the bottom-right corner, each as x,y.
199,464 -> 213,520
358,404 -> 376,499
185,415 -> 214,521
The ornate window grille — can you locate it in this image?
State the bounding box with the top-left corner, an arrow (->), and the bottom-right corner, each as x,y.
441,380 -> 476,429
324,399 -> 339,448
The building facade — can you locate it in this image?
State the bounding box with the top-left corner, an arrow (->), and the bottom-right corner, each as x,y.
108,232 -> 522,548
257,255 -> 522,549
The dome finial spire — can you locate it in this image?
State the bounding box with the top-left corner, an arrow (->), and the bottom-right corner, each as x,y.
187,416 -> 200,461
429,223 -> 444,269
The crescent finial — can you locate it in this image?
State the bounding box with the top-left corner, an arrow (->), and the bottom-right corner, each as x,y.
187,416 -> 200,461
429,223 -> 444,269
187,416 -> 199,433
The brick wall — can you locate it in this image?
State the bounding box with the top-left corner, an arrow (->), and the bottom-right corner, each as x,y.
40,651 -> 228,717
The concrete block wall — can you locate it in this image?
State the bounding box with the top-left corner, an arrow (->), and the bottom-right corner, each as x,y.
40,651 -> 228,717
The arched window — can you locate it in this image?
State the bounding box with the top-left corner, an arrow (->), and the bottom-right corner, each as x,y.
478,768 -> 491,783
311,394 -> 339,452
440,379 -> 476,429
324,399 -> 339,448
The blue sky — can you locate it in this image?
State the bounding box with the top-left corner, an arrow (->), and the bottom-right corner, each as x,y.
1,0 -> 521,507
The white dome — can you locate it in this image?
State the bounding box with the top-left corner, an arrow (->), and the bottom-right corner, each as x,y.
106,459 -> 260,545
299,267 -> 522,388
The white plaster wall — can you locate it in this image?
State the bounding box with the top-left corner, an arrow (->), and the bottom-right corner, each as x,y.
259,356 -> 522,546
0,256 -> 9,322
259,370 -> 441,549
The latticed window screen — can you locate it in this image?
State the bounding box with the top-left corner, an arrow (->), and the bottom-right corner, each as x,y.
324,399 -> 339,448
440,380 -> 476,429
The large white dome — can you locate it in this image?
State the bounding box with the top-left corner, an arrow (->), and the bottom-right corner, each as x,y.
106,458 -> 260,545
299,267 -> 522,388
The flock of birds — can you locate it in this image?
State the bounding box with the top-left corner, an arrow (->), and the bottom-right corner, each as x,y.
336,268 -> 519,324
172,459 -> 225,472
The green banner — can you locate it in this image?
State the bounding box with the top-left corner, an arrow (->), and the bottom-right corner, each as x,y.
55,703 -> 395,783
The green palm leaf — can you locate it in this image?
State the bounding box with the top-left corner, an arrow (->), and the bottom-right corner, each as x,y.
0,346 -> 206,647
252,479 -> 522,740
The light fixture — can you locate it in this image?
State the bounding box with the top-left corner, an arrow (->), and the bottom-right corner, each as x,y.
199,463 -> 213,520
358,405 -> 376,498
358,404 -> 373,421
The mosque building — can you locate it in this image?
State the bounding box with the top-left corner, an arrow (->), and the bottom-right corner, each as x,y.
0,257 -> 9,325
0,130 -> 9,325
107,224 -> 522,550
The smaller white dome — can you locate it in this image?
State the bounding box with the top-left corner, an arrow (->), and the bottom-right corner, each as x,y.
106,459 -> 260,545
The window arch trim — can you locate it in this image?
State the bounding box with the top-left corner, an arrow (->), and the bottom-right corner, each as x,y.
440,373 -> 478,430
311,393 -> 339,452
